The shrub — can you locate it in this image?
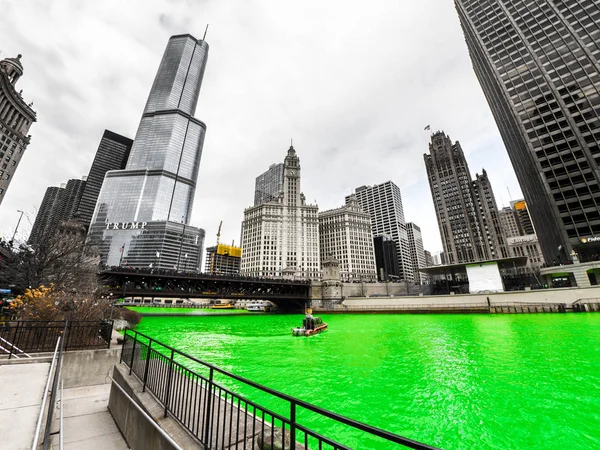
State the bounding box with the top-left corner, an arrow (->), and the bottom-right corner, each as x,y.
10,284 -> 111,321
120,308 -> 142,326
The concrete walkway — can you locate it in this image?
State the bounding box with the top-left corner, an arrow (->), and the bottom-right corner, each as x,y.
49,383 -> 129,449
0,362 -> 50,450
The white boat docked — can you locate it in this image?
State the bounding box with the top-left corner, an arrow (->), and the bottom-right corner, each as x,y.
246,302 -> 272,312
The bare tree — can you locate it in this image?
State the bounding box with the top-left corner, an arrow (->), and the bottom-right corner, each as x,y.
0,224 -> 100,296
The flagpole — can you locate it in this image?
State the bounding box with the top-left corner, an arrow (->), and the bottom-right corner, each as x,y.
119,244 -> 124,267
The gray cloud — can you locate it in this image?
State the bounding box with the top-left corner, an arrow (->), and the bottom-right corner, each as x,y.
0,0 -> 523,254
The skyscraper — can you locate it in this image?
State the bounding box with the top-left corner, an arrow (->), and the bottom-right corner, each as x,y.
29,177 -> 87,246
319,196 -> 377,282
373,235 -> 400,281
346,181 -> 413,281
240,146 -> 320,279
424,132 -> 507,264
28,186 -> 63,245
511,199 -> 535,236
499,207 -> 521,239
254,163 -> 284,206
76,130 -> 133,228
406,222 -> 428,284
499,199 -> 545,271
455,1 -> 600,263
58,178 -> 87,222
88,34 -> 209,270
0,54 -> 36,206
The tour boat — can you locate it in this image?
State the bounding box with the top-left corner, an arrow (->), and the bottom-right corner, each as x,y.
247,302 -> 272,312
292,314 -> 328,336
211,302 -> 234,310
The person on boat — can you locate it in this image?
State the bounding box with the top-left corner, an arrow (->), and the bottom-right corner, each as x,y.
305,311 -> 315,330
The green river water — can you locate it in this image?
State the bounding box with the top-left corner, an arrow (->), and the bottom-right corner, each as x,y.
133,312 -> 600,449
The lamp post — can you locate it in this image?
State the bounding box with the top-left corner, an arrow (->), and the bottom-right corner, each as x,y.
109,292 -> 114,319
10,210 -> 24,246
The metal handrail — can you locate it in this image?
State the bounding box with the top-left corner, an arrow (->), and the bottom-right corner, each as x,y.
32,337 -> 61,449
59,380 -> 64,450
0,335 -> 31,357
123,329 -> 439,449
108,375 -> 183,450
42,323 -> 66,450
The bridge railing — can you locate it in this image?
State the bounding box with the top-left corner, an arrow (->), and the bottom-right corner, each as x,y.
121,329 -> 438,450
101,265 -> 312,285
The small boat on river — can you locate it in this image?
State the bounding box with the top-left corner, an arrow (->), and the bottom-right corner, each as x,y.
292,310 -> 327,336
211,300 -> 234,310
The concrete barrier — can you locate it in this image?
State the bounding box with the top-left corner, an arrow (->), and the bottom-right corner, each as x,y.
61,347 -> 121,389
108,364 -> 200,450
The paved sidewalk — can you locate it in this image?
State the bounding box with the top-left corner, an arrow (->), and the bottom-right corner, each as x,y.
49,383 -> 129,449
0,362 -> 50,450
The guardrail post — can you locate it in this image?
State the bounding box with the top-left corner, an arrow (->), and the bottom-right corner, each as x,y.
8,321 -> 19,360
120,328 -> 128,364
129,332 -> 138,375
290,401 -> 297,450
164,348 -> 175,418
203,367 -> 214,445
142,340 -> 152,392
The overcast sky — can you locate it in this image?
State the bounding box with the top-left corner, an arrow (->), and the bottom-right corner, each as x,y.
0,0 -> 523,254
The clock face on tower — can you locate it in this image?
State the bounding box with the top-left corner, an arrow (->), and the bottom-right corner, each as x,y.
288,169 -> 299,178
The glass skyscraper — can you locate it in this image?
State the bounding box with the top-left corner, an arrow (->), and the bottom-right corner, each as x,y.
254,163 -> 284,206
455,1 -> 600,263
76,130 -> 133,228
88,34 -> 209,270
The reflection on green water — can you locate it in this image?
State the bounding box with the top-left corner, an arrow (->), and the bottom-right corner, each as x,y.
135,313 -> 600,449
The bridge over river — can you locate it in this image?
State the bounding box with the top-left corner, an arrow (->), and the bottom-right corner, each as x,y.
100,268 -> 311,309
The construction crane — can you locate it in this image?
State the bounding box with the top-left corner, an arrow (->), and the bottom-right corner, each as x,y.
216,220 -> 222,245
210,221 -> 223,275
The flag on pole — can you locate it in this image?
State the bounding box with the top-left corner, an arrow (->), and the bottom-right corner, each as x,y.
424,124 -> 431,131
119,245 -> 124,253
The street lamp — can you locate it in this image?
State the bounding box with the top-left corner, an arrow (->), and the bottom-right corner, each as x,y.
10,210 -> 25,247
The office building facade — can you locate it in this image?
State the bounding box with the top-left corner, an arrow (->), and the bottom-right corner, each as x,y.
76,130 -> 133,228
406,222 -> 428,284
88,35 -> 209,271
241,146 -> 320,279
499,206 -> 521,238
373,235 -> 400,281
456,0 -> 600,263
0,54 -> 36,206
424,131 -> 507,264
254,163 -> 284,206
319,197 -> 377,282
346,181 -> 413,281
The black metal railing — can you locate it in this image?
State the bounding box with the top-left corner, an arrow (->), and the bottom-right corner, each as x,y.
121,329 -> 438,449
0,320 -> 113,358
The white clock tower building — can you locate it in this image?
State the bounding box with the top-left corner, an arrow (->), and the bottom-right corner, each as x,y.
241,145 -> 320,279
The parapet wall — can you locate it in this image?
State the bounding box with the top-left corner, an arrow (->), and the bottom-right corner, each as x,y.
341,285 -> 600,307
311,281 -> 426,301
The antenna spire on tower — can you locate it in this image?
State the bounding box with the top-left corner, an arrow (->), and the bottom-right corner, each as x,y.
203,24 -> 209,41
